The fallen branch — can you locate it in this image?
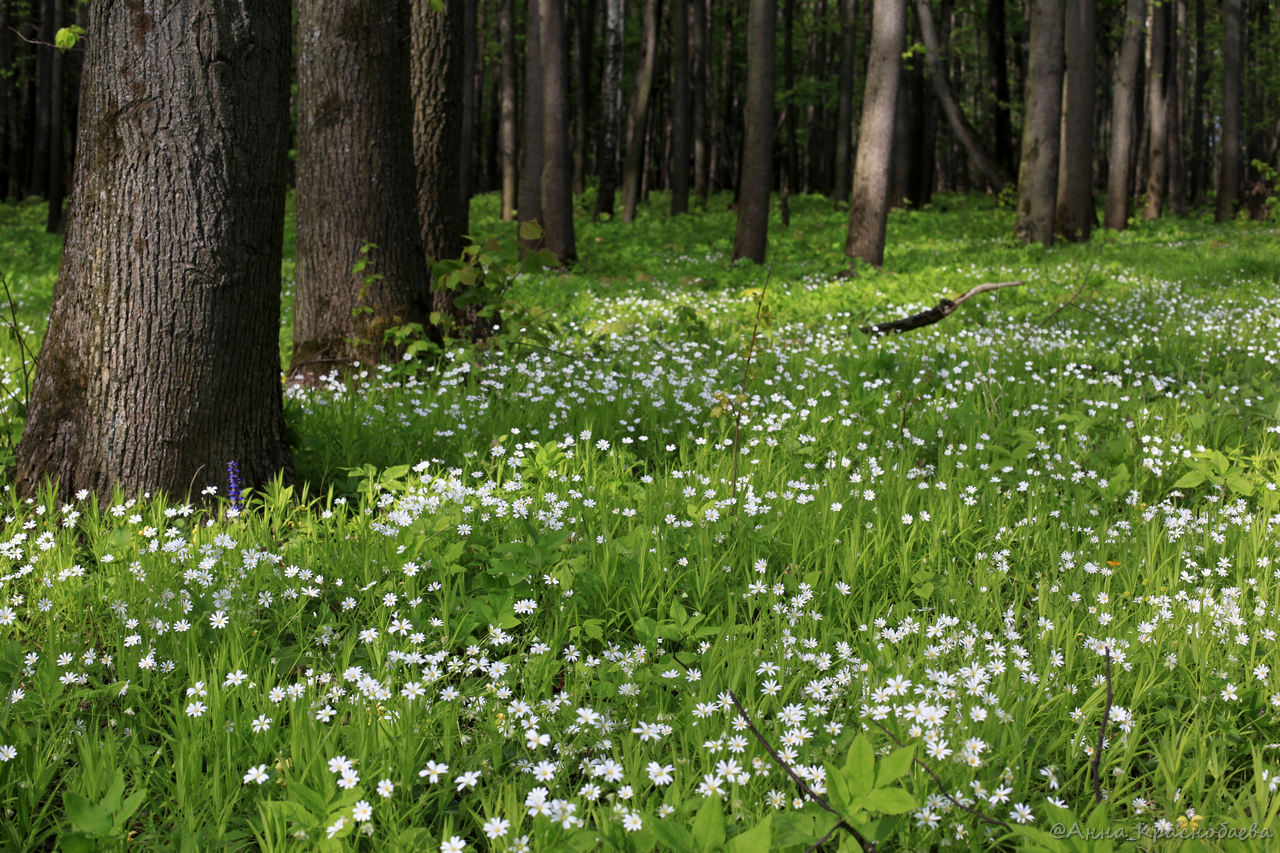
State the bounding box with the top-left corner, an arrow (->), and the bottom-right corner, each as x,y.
859,280 -> 1023,336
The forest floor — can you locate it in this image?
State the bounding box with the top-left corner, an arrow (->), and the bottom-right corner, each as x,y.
1,195 -> 1279,850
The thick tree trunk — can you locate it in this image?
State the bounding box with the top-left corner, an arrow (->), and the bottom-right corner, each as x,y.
732,0 -> 776,263
1055,0 -> 1096,239
1014,0 -> 1064,246
916,0 -> 1009,193
539,0 -> 576,263
519,0 -> 544,240
595,0 -> 624,220
499,0 -> 518,220
690,0 -> 708,203
846,0 -> 905,268
622,0 -> 659,223
1105,0 -> 1144,229
1143,0 -> 1169,219
986,0 -> 1014,174
17,0 -> 292,501
1215,0 -> 1242,221
670,0 -> 690,215
294,0 -> 431,370
831,0 -> 857,206
779,0 -> 796,225
412,0 -> 466,266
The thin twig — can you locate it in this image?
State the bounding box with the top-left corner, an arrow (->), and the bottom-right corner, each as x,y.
859,281 -> 1024,336
868,720 -> 1013,831
731,241 -> 783,509
7,25 -> 82,50
725,690 -> 877,853
1092,647 -> 1113,804
1038,249 -> 1103,327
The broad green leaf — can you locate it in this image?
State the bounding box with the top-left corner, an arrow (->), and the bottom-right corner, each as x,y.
691,799 -> 726,853
859,786 -> 917,815
726,815 -> 772,853
875,744 -> 915,787
64,792 -> 113,837
843,735 -> 875,799
650,818 -> 695,851
1172,470 -> 1206,489
518,220 -> 543,241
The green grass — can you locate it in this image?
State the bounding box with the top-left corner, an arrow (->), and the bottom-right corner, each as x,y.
1,193 -> 1280,850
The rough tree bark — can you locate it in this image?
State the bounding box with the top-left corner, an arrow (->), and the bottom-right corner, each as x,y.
458,0 -> 477,210
16,0 -> 292,500
294,0 -> 431,370
572,0 -> 595,194
916,0 -> 1009,193
594,0 -> 624,220
690,0 -> 708,203
670,0 -> 690,215
986,0 -> 1014,174
1143,0 -> 1169,219
1215,0 -> 1242,221
845,0 -> 905,268
1166,0 -> 1185,215
499,0 -> 517,221
44,0 -> 66,234
1056,0 -> 1096,239
1105,0 -> 1145,229
831,0 -> 857,206
519,0 -> 544,243
1189,0 -> 1206,207
732,0 -> 776,264
1014,0 -> 1065,246
539,0 -> 576,263
621,0 -> 659,223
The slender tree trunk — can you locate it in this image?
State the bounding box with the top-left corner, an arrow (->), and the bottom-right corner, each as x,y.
458,0 -> 477,212
1056,0 -> 1096,238
690,0 -> 708,203
622,0 -> 659,223
572,0 -> 595,194
831,0 -> 857,206
916,0 -> 1009,192
1105,0 -> 1144,229
595,0 -> 624,219
670,0 -> 690,214
499,0 -> 518,220
1189,0 -> 1206,207
732,0 -> 776,263
987,0 -> 1014,174
294,0 -> 431,370
17,0 -> 292,500
1166,0 -> 1185,215
846,0 -> 906,268
1014,0 -> 1064,245
519,0 -> 544,240
539,0 -> 576,262
1215,0 -> 1242,221
1143,0 -> 1169,219
44,0 -> 66,233
805,0 -> 831,194
779,0 -> 795,225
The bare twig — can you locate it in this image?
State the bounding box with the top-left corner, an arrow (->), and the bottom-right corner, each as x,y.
1038,250 -> 1103,327
859,281 -> 1024,336
868,720 -> 1013,831
1092,647 -> 1113,804
725,690 -> 877,853
7,25 -> 82,50
730,240 -> 782,509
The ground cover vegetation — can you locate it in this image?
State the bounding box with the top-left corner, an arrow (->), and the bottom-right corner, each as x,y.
1,193 -> 1280,850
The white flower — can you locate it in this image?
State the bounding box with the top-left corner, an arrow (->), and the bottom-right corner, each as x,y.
647,762 -> 674,786
440,836 -> 467,853
185,701 -> 207,717
1221,683 -> 1239,702
243,764 -> 269,785
482,816 -> 510,839
1010,803 -> 1034,824
420,760 -> 449,782
376,778 -> 394,798
622,812 -> 643,832
455,771 -> 481,791
351,800 -> 373,823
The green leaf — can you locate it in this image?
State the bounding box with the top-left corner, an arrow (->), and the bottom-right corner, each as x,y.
650,818 -> 695,851
726,815 -> 772,853
1172,470 -> 1206,489
1226,474 -> 1255,496
518,220 -> 543,241
64,792 -> 113,837
843,735 -> 875,799
691,799 -> 725,853
859,787 -> 917,815
875,744 -> 915,787
54,25 -> 84,50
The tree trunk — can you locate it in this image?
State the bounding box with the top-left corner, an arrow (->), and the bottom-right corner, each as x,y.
1014,0 -> 1064,246
1189,0 -> 1206,207
691,0 -> 708,203
595,0 -> 624,220
831,0 -> 857,206
670,0 -> 691,215
519,0 -> 544,241
1055,0 -> 1096,239
458,0 -> 477,212
572,0 -> 595,195
732,0 -> 776,263
1215,0 -> 1242,221
499,0 -> 518,220
916,0 -> 1009,193
1105,0 -> 1144,229
779,0 -> 796,225
294,0 -> 431,371
539,0 -> 576,263
0,6 -> 12,197
805,0 -> 831,194
622,0 -> 659,223
43,0 -> 66,234
1166,0 -> 1185,215
1143,0 -> 1168,219
846,0 -> 905,268
28,0 -> 54,198
986,0 -> 1014,174
16,0 -> 292,500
